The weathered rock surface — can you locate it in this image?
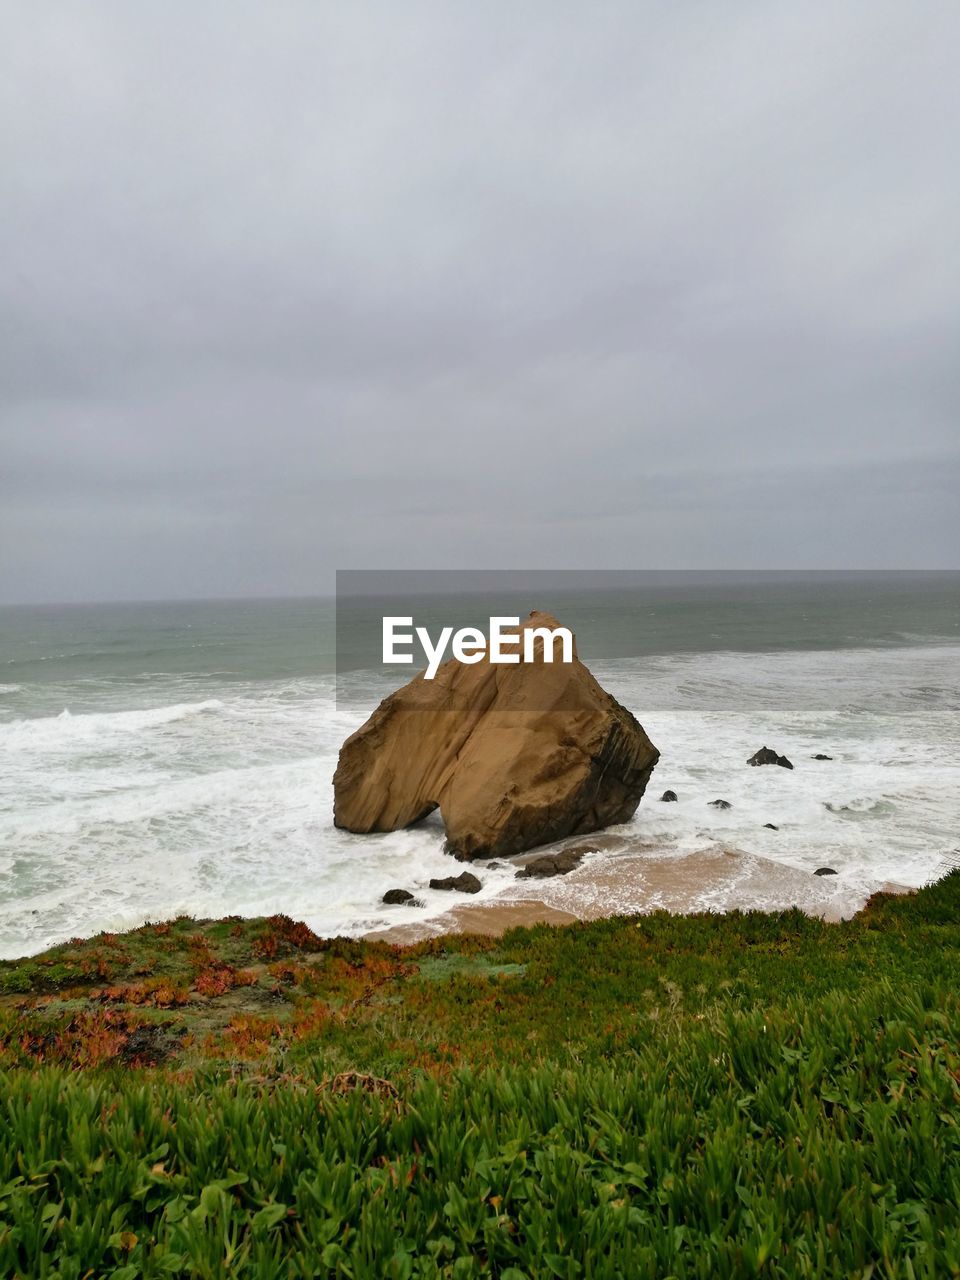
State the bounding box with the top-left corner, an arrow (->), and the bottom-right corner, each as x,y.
382,888 -> 415,904
430,872 -> 482,894
748,746 -> 794,769
333,611 -> 660,860
515,848 -> 586,880
660,789 -> 678,802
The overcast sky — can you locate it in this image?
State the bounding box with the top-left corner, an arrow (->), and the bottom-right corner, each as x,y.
1,2 -> 958,603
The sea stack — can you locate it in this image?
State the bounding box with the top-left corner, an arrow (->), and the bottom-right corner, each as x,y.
333,611 -> 659,860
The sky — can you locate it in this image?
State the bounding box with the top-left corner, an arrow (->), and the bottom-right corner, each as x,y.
2,2 -> 958,604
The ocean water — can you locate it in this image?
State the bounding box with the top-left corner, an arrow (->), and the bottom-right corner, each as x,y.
1,575 -> 958,959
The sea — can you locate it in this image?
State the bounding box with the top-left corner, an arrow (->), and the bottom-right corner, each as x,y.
1,572 -> 958,959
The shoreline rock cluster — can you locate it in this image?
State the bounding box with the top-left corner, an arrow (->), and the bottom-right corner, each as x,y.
334,625 -> 843,906
378,739 -> 843,905
654,744 -> 838,877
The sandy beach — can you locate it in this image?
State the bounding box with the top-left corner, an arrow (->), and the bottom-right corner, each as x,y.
368,838 -> 915,943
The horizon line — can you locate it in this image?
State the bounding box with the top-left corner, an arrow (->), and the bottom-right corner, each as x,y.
2,568 -> 959,610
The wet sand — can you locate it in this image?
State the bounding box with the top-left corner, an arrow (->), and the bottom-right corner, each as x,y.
367,840 -> 914,944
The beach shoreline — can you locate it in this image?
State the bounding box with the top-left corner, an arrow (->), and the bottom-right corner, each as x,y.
366,841 -> 916,943
3,589 -> 956,959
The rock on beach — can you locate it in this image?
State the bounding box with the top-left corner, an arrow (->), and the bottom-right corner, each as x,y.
333,611 -> 659,860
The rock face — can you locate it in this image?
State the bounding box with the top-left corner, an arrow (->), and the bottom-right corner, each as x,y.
333,611 -> 659,860
748,746 -> 794,770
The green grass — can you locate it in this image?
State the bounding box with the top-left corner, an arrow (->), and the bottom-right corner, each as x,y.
1,877 -> 959,1275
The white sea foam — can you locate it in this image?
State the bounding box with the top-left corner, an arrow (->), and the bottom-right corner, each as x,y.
0,698 -> 225,750
0,646 -> 957,958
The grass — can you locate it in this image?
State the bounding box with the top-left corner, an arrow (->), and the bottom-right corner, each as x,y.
0,876 -> 959,1275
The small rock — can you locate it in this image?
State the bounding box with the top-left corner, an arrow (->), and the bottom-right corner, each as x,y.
382,888 -> 415,905
763,823 -> 779,830
515,849 -> 585,879
709,799 -> 732,810
748,746 -> 793,770
486,862 -> 503,869
812,753 -> 833,761
814,867 -> 838,876
660,789 -> 678,802
429,872 -> 482,894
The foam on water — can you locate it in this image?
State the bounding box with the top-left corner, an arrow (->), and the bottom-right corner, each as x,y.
5,699 -> 226,749
0,643 -> 958,958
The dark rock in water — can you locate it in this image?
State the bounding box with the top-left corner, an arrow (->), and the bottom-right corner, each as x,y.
430,872 -> 482,894
814,867 -> 838,876
748,746 -> 793,770
812,753 -> 833,761
709,799 -> 732,810
515,848 -> 585,879
382,888 -> 415,905
333,611 -> 659,860
660,789 -> 678,802
485,862 -> 503,869
763,823 -> 779,830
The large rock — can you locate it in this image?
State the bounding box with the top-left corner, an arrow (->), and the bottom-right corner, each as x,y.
333,611 -> 659,860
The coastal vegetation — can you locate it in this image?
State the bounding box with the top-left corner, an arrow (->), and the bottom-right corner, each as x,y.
1,874 -> 959,1276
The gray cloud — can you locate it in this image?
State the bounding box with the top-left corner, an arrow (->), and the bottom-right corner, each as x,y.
1,0 -> 958,602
